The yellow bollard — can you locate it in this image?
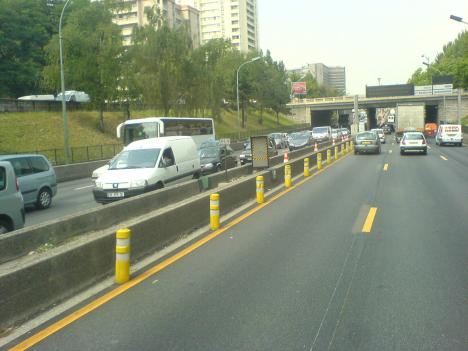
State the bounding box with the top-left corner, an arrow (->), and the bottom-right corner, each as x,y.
346,141 -> 350,153
335,146 -> 339,160
341,144 -> 344,157
317,152 -> 322,170
327,149 -> 331,165
256,176 -> 264,204
115,228 -> 131,284
210,193 -> 220,230
284,164 -> 292,188
350,140 -> 354,150
304,158 -> 310,177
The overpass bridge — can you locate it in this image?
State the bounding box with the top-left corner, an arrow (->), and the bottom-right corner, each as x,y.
287,92 -> 468,129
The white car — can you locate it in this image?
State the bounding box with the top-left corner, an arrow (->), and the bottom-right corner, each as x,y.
371,128 -> 385,144
56,90 -> 90,102
400,132 -> 427,155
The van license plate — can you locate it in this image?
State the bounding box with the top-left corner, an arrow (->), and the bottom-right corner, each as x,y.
107,192 -> 124,198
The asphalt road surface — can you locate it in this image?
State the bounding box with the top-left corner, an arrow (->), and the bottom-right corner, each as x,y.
7,139 -> 467,351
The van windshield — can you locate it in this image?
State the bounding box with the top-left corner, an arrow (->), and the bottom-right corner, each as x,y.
312,127 -> 328,134
109,148 -> 161,170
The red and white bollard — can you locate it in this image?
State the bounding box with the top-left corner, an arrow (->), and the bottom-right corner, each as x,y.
314,142 -> 318,152
283,151 -> 289,163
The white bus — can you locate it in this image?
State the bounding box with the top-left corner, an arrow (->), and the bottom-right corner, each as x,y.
116,117 -> 215,146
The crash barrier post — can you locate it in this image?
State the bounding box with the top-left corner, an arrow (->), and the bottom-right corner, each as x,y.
327,149 -> 331,165
115,228 -> 131,284
256,176 -> 264,204
284,164 -> 292,188
335,146 -> 339,160
304,158 -> 310,177
317,153 -> 322,170
210,193 -> 220,230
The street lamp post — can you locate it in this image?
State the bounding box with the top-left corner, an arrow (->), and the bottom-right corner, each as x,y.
59,0 -> 72,164
450,15 -> 468,25
236,56 -> 261,127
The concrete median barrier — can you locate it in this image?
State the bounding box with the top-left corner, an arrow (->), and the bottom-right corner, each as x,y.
0,142 -> 345,330
54,159 -> 109,183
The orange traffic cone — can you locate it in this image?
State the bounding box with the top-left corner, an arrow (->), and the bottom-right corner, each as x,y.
283,151 -> 289,163
314,142 -> 318,152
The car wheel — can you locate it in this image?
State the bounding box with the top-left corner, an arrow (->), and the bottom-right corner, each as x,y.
354,150 -> 358,155
0,221 -> 10,234
400,150 -> 404,155
216,164 -> 222,172
36,188 -> 52,209
423,149 -> 427,155
459,142 -> 463,147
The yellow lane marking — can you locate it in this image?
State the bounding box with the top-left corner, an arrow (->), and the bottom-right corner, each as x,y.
362,207 -> 378,233
383,163 -> 389,171
10,153 -> 352,351
440,155 -> 448,161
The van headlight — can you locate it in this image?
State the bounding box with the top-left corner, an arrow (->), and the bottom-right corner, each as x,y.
129,179 -> 147,189
95,181 -> 103,188
203,163 -> 214,169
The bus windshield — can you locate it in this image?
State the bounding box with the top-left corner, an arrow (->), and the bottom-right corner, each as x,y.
120,118 -> 215,146
123,123 -> 159,146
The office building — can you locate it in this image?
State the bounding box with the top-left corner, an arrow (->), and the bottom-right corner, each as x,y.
290,63 -> 346,94
113,0 -> 200,48
182,0 -> 259,53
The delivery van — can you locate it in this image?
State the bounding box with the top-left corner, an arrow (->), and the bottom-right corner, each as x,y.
435,124 -> 463,146
93,136 -> 200,203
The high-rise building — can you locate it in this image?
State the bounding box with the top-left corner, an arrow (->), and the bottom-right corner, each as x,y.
290,63 -> 347,95
184,0 -> 259,53
113,0 -> 200,48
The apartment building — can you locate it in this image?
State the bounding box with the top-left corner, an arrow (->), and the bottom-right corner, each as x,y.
113,0 -> 200,48
185,0 -> 259,53
290,63 -> 347,94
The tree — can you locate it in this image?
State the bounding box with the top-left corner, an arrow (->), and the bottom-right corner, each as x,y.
130,7 -> 192,116
42,0 -> 124,131
408,31 -> 468,88
0,0 -> 61,97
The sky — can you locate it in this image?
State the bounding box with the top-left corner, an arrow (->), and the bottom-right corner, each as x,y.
257,0 -> 467,95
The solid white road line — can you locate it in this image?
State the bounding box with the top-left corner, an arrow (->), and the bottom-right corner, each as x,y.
74,185 -> 95,191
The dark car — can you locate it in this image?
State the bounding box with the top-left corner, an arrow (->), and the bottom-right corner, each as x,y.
239,138 -> 277,165
288,132 -> 310,151
354,131 -> 381,154
382,125 -> 392,134
199,145 -> 237,174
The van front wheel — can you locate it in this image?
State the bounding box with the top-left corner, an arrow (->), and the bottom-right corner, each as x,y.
36,188 -> 52,209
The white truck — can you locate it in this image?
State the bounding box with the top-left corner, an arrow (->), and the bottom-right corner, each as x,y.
395,103 -> 425,142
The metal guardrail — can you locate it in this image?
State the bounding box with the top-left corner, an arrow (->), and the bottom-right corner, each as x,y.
1,144 -> 123,166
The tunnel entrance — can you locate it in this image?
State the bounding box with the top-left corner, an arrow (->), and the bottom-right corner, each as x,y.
338,113 -> 350,128
425,105 -> 438,124
367,108 -> 378,129
310,110 -> 333,127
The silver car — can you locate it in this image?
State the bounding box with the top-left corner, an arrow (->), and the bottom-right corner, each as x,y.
354,131 -> 381,154
0,154 -> 57,209
0,161 -> 25,233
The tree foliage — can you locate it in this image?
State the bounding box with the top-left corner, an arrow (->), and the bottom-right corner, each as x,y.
0,0 -> 60,97
408,31 -> 468,88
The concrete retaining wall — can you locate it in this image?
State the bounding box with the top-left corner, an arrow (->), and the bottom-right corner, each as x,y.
0,141 -> 347,330
54,159 -> 109,183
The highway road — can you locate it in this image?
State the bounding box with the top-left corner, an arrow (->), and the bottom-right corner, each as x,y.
7,139 -> 467,350
23,148 -> 279,228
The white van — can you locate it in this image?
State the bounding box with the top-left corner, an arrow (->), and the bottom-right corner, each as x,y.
93,136 -> 200,203
435,124 -> 463,146
311,126 -> 332,142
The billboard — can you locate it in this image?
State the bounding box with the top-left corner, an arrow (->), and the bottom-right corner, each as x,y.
291,82 -> 307,95
366,84 -> 414,98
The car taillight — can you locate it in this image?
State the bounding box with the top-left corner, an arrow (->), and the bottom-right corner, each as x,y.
16,177 -> 20,191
